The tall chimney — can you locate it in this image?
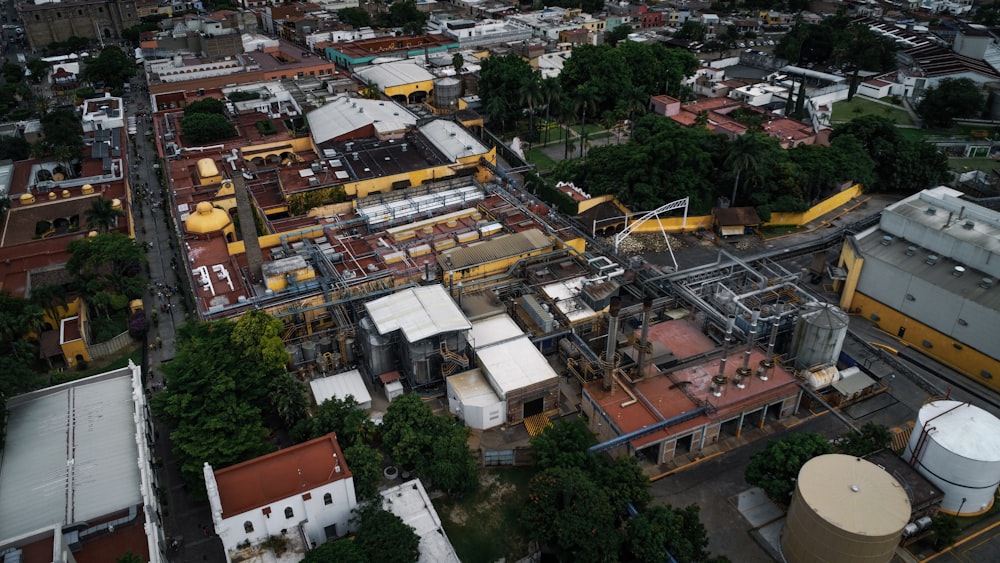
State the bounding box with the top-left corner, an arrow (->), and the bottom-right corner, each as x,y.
233,174 -> 263,284
603,297 -> 622,392
756,314 -> 780,381
635,296 -> 653,379
734,308 -> 760,389
712,315 -> 736,397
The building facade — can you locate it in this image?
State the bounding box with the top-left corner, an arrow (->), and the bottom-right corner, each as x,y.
18,0 -> 139,49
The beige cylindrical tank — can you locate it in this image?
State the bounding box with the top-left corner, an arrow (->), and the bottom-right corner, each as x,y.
782,454 -> 910,563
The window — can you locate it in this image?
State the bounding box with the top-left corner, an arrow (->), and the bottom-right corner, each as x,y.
323,493 -> 332,505
284,507 -> 294,519
244,521 -> 253,533
78,9 -> 83,15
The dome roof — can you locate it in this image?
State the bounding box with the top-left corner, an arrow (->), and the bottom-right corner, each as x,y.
185,202 -> 231,234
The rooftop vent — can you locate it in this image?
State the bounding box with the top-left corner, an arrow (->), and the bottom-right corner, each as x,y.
952,265 -> 966,277
926,255 -> 939,265
963,220 -> 975,230
926,207 -> 937,215
881,235 -> 893,246
981,277 -> 995,289
905,245 -> 917,256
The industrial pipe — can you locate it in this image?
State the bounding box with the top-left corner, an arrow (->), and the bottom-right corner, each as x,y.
756,311 -> 782,381
735,308 -> 760,389
604,297 -> 622,391
636,296 -> 653,379
712,315 -> 736,397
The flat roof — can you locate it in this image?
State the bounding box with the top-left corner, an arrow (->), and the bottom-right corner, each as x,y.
419,120 -> 491,162
448,368 -> 502,408
0,367 -> 141,539
380,480 -> 461,563
356,60 -> 435,88
307,96 -> 418,145
366,284 -> 471,342
309,370 -> 373,406
213,433 -> 352,519
438,229 -> 552,270
470,314 -> 523,348
477,334 -> 558,397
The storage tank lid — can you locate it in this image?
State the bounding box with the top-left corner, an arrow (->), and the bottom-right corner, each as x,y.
919,401 -> 1000,461
797,454 -> 910,536
801,302 -> 848,329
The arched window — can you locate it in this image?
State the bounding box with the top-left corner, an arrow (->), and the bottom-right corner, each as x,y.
243,521 -> 253,533
284,507 -> 294,519
323,493 -> 332,505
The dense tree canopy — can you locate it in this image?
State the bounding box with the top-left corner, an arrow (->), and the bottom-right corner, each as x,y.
66,232 -> 147,308
625,504 -> 713,563
830,115 -> 949,192
152,313 -> 292,493
181,113 -> 237,143
338,7 -> 371,28
917,78 -> 987,129
0,291 -> 46,403
744,432 -> 833,503
353,505 -> 420,563
81,47 -> 135,88
479,54 -> 535,134
775,16 -> 896,73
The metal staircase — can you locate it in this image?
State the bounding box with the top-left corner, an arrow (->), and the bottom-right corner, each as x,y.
439,342 -> 470,376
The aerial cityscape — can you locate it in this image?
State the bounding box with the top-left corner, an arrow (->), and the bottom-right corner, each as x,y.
0,0 -> 999,562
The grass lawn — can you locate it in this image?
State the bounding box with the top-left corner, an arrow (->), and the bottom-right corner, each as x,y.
433,466 -> 536,562
569,123 -> 604,135
896,127 -> 939,142
526,147 -> 559,172
949,157 -> 1000,172
831,97 -> 913,125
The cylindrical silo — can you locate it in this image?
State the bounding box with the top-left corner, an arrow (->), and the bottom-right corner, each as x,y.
360,316 -> 395,377
317,336 -> 332,355
782,454 -> 910,563
791,302 -> 849,370
903,400 -> 1000,516
301,341 -> 317,362
286,344 -> 303,366
434,77 -> 462,109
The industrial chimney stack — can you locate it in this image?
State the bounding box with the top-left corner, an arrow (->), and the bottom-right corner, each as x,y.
734,308 -> 760,389
756,314 -> 780,381
635,296 -> 653,379
711,315 -> 736,397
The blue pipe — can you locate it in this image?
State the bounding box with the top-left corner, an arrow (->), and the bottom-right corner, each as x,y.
587,407 -> 707,454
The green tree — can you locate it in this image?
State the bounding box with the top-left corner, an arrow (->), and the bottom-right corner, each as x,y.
184,97 -> 227,116
230,310 -> 289,379
930,514 -> 961,550
1,62 -> 24,83
81,47 -> 135,88
724,133 -> 771,206
376,0 -> 426,35
29,282 -> 69,325
831,115 -> 948,192
836,423 -> 892,457
479,54 -> 534,135
452,52 -> 465,72
520,71 -> 543,142
115,550 -> 143,563
625,504 -> 712,563
269,372 -> 307,427
345,443 -> 383,500
530,417 -> 596,471
596,455 -> 652,516
39,108 -> 84,158
66,232 -> 146,301
85,197 -> 125,233
354,505 -> 420,563
521,467 -> 621,562
917,77 -> 987,129
181,113 -> 237,143
0,135 -> 30,161
338,7 -> 371,28
606,24 -> 634,47
26,58 -> 50,84
300,539 -> 364,563
745,432 -> 833,503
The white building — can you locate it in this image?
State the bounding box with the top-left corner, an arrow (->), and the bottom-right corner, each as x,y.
0,361 -> 165,563
310,369 -> 373,410
381,480 -> 461,563
205,433 -> 358,563
81,94 -> 125,132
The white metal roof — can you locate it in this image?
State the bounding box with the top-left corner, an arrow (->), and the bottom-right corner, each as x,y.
309,370 -> 372,407
307,96 -> 417,145
919,400 -> 1000,461
365,284 -> 471,342
0,368 -> 141,539
418,120 -> 490,162
381,480 -> 461,563
470,314 -> 523,349
448,369 -> 502,408
355,60 -> 435,89
477,334 -> 558,398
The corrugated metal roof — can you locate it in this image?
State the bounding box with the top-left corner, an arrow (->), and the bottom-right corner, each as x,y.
365,284 -> 471,342
438,229 -> 552,270
356,60 -> 435,89
307,95 -> 417,144
310,369 -> 372,406
418,120 -> 490,162
0,368 -> 141,539
470,314 -> 523,349
477,334 -> 558,397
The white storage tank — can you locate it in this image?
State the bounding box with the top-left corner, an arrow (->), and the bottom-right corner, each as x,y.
903,400 -> 1000,516
782,454 -> 910,563
805,365 -> 841,390
791,302 -> 849,370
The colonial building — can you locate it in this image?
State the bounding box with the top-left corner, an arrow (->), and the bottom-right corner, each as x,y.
17,0 -> 139,49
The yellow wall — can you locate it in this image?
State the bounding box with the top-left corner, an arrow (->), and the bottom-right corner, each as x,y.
836,238 -> 864,310
241,137 -> 315,162
576,193 -> 617,215
444,244 -> 554,284
769,184 -> 863,226
264,265 -> 317,292
384,79 -> 437,101
848,293 -> 1000,392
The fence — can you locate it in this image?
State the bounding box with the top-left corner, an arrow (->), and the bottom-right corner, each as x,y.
88,331 -> 135,360
482,447 -> 534,467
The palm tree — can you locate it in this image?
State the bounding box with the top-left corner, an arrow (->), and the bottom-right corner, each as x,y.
724,133 -> 766,207
519,72 -> 543,143
540,76 -> 562,145
573,85 -> 599,158
86,198 -> 124,233
30,283 -> 68,325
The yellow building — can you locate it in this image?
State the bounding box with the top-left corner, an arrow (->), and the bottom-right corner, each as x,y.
437,229 -> 554,285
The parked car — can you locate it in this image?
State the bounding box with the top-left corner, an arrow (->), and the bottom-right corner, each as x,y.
737,42 -> 745,48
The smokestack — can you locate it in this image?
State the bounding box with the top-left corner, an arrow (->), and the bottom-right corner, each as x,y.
712,315 -> 736,397
735,308 -> 760,389
756,314 -> 780,381
603,297 -> 622,391
635,296 -> 653,379
233,174 -> 263,283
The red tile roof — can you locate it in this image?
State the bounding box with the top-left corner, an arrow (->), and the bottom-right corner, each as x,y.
214,433 -> 352,519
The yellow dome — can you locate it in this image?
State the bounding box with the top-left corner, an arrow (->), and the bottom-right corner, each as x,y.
185,201 -> 231,234
197,158 -> 220,178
